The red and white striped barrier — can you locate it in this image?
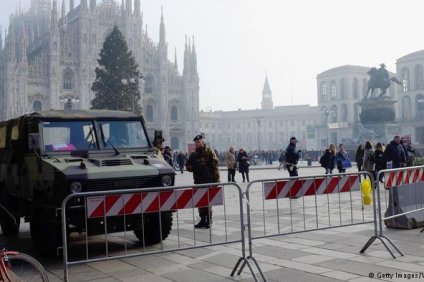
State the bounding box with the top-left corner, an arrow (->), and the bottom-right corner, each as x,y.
264,175 -> 360,200
384,168 -> 424,189
87,186 -> 223,218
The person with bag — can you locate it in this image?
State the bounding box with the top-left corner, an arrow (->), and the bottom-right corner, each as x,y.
185,134 -> 220,229
237,148 -> 250,183
320,144 -> 336,174
336,143 -> 350,173
285,136 -> 301,177
362,140 -> 376,179
225,146 -> 236,182
383,135 -> 407,169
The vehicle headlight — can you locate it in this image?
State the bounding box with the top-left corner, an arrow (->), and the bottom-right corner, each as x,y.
161,175 -> 173,187
69,181 -> 82,194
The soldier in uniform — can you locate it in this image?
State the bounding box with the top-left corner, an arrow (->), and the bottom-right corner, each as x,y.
185,134 -> 220,228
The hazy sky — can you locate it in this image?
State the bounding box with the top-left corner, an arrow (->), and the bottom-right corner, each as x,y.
1,0 -> 424,111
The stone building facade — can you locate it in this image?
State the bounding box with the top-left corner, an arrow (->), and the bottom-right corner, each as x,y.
199,76 -> 320,152
0,0 -> 199,151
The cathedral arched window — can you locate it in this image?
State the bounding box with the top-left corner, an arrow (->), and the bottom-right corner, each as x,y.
171,106 -> 178,121
414,65 -> 424,90
341,103 -> 348,122
33,101 -> 42,112
416,94 -> 424,120
330,105 -> 337,123
402,96 -> 411,120
63,69 -> 74,90
145,105 -> 153,122
330,80 -> 337,99
352,78 -> 359,99
340,78 -> 346,99
320,82 -> 327,101
144,75 -> 154,94
362,79 -> 367,98
171,137 -> 179,150
402,68 -> 410,92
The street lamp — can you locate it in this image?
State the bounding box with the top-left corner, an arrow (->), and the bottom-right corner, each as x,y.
60,96 -> 80,110
121,74 -> 144,114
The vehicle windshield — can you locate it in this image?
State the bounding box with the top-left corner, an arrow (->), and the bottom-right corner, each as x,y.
98,120 -> 149,149
42,121 -> 97,152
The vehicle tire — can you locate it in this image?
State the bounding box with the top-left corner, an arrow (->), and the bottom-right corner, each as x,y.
0,187 -> 20,237
134,211 -> 173,246
30,205 -> 61,257
5,252 -> 49,282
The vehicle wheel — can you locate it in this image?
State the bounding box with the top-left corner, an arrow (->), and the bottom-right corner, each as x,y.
134,211 -> 173,246
0,187 -> 20,237
30,205 -> 61,257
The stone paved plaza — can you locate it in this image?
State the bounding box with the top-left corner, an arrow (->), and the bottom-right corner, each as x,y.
2,163 -> 424,282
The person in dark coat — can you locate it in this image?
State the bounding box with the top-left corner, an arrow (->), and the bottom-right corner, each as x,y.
355,144 -> 365,172
384,135 -> 407,168
237,148 -> 250,182
285,137 -> 301,177
321,144 -> 336,174
176,151 -> 186,174
374,142 -> 386,182
163,146 -> 173,167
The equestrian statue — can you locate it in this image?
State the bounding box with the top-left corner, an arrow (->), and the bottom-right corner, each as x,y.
365,63 -> 402,99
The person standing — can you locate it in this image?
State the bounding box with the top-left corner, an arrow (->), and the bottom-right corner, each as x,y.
362,141 -> 375,179
320,144 -> 336,174
285,137 -> 301,177
163,146 -> 173,167
185,134 -> 220,229
237,148 -> 250,182
225,146 -> 236,182
374,142 -> 386,182
355,144 -> 365,172
384,135 -> 407,168
176,151 -> 186,174
336,144 -> 350,173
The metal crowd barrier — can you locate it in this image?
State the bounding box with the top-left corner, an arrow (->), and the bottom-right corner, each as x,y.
60,183 -> 261,281
234,172 -> 383,278
362,166 -> 424,258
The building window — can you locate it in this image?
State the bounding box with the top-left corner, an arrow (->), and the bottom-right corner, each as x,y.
416,94 -> 424,120
144,74 -> 154,94
321,82 -> 327,101
340,78 -> 346,99
341,103 -> 348,122
33,101 -> 42,112
171,106 -> 178,121
145,105 -> 153,121
402,68 -> 410,92
402,96 -> 411,120
330,105 -> 337,123
171,137 -> 179,150
330,80 -> 337,99
415,65 -> 424,90
353,78 -> 358,98
63,69 -> 74,90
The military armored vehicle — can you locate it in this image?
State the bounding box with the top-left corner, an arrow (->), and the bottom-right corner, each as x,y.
0,110 -> 175,256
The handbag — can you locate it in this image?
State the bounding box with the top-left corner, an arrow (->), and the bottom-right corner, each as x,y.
246,160 -> 251,167
341,159 -> 352,168
361,178 -> 372,205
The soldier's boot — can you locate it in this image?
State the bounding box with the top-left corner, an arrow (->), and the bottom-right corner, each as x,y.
194,216 -> 209,229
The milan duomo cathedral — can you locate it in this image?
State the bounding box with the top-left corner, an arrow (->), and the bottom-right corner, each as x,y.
0,0 -> 200,151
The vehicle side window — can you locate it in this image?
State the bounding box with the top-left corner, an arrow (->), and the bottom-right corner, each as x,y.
11,123 -> 19,140
0,125 -> 6,149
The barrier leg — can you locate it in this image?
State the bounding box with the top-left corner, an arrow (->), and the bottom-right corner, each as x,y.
360,236 -> 377,254
380,235 -> 404,257
421,227 -> 424,233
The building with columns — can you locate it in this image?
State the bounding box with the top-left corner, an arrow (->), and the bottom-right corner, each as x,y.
199,76 -> 320,152
0,0 -> 199,151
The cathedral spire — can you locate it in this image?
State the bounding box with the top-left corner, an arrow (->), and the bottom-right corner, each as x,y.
191,36 -> 197,74
183,35 -> 190,75
70,0 -> 74,10
90,0 -> 96,11
174,47 -> 178,70
81,0 -> 87,10
51,0 -> 58,30
261,74 -> 274,110
159,7 -> 166,44
126,0 -> 132,15
134,0 -> 140,16
61,0 -> 66,18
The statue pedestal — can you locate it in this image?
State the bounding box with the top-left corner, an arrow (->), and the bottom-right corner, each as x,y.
357,97 -> 400,143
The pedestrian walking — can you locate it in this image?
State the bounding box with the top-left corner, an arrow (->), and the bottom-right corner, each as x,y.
384,135 -> 407,168
320,144 -> 336,174
336,144 -> 350,173
237,148 -> 250,182
355,144 -> 364,172
225,146 -> 236,182
176,151 -> 186,174
185,134 -> 220,229
362,140 -> 376,179
374,142 -> 386,182
285,137 -> 301,177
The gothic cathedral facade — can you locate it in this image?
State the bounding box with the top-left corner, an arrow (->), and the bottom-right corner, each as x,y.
0,0 -> 200,151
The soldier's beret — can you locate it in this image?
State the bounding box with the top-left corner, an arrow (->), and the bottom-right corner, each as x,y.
193,134 -> 203,141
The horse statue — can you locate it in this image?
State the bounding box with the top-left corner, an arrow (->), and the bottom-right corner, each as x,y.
365,65 -> 402,99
